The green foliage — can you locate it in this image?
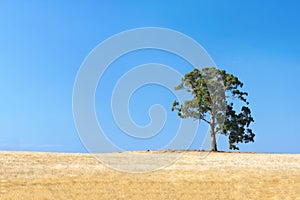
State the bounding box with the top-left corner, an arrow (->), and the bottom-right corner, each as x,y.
172,67 -> 255,150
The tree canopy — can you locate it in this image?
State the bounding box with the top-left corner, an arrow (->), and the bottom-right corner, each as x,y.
172,67 -> 255,151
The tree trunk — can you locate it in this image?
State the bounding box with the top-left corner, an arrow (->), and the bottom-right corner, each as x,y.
209,101 -> 218,151
210,127 -> 217,151
210,115 -> 218,151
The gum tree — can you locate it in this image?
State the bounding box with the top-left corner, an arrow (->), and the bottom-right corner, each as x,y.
172,67 -> 255,151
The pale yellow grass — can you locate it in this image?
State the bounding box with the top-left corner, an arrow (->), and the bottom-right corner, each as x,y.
1,151 -> 300,199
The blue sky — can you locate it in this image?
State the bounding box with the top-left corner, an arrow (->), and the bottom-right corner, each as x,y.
0,0 -> 299,153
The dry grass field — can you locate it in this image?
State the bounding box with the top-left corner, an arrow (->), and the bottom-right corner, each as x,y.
1,150 -> 300,199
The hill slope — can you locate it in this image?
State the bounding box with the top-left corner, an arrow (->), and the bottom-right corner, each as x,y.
1,151 -> 300,199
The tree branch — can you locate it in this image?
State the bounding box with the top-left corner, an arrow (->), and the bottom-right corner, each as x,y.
199,116 -> 210,124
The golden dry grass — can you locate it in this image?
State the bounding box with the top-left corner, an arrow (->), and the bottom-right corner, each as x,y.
1,151 -> 300,199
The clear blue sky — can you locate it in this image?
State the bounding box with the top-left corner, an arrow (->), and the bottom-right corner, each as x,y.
1,0 -> 299,153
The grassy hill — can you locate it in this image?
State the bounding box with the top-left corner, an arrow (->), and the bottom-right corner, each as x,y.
1,151 -> 300,199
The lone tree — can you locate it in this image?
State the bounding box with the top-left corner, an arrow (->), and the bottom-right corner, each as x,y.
172,67 -> 255,151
